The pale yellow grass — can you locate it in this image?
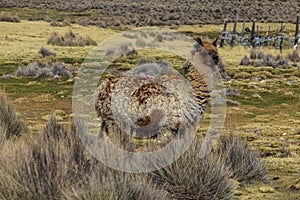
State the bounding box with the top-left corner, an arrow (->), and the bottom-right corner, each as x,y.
0,20 -> 117,64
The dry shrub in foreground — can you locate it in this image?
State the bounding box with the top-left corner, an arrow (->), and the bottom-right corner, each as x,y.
151,141 -> 233,200
65,174 -> 168,200
47,31 -> 97,46
0,116 -> 166,200
0,92 -> 26,145
218,134 -> 268,183
0,13 -> 20,22
0,116 -> 94,199
288,50 -> 300,62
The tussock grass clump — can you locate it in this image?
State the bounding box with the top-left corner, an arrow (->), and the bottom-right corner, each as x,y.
241,50 -> 290,68
0,13 -> 20,22
0,116 -> 94,199
263,54 -> 275,67
16,61 -> 40,77
218,134 -> 268,183
0,92 -> 26,144
39,46 -> 56,57
65,174 -> 168,200
288,51 -> 300,62
47,31 -> 97,47
151,141 -> 233,200
240,56 -> 250,65
250,49 -> 257,60
0,116 -> 166,199
50,20 -> 71,27
135,38 -> 147,48
16,61 -> 72,80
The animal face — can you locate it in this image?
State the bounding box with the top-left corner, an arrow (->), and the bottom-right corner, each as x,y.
195,37 -> 220,66
183,38 -> 220,74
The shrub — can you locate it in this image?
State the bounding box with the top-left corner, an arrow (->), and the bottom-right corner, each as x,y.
240,56 -> 250,65
275,56 -> 289,67
0,74 -> 13,79
288,51 -> 300,62
262,54 -> 275,67
37,67 -> 54,80
50,20 -> 71,27
47,31 -> 97,47
151,140 -> 233,200
65,174 -> 168,200
119,43 -> 131,55
0,13 -> 20,22
250,49 -> 257,59
52,62 -> 72,79
0,116 -> 93,199
122,33 -> 139,39
257,51 -> 265,60
39,46 -> 56,57
16,61 -> 40,77
106,47 -> 115,56
16,61 -> 72,80
135,38 -> 147,48
226,87 -> 240,97
218,134 -> 268,183
155,34 -> 164,43
0,92 -> 26,144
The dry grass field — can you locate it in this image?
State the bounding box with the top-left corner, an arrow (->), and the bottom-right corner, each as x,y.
0,11 -> 299,200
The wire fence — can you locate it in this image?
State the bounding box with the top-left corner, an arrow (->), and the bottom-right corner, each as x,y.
220,15 -> 300,53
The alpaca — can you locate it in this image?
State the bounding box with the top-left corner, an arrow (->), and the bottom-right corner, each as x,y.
194,37 -> 227,78
95,38 -> 222,143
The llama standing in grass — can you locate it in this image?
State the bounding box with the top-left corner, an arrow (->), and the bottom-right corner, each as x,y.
95,38 -> 222,144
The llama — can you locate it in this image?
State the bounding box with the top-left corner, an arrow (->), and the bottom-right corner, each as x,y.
95,38 -> 222,144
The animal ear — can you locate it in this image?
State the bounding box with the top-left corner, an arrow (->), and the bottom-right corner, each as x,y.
194,37 -> 203,46
212,38 -> 218,47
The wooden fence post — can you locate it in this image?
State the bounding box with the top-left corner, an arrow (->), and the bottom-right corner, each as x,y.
280,36 -> 284,54
220,19 -> 228,47
295,16 -> 299,46
231,14 -> 238,47
250,20 -> 256,48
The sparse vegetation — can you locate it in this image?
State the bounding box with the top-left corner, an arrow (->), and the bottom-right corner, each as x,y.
0,92 -> 26,144
0,13 -> 20,22
288,50 -> 300,62
218,134 -> 268,183
50,20 -> 70,27
47,31 -> 97,47
0,116 -> 94,199
151,141 -> 233,200
39,46 -> 56,57
240,50 -> 290,68
0,0 -> 299,27
16,61 -> 72,80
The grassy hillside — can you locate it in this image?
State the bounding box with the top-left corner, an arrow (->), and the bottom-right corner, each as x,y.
0,0 -> 299,27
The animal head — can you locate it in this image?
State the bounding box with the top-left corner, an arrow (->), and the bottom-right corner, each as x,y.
194,37 -> 219,65
183,37 -> 220,75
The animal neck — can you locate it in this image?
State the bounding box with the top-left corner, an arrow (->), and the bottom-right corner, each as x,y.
184,62 -> 210,109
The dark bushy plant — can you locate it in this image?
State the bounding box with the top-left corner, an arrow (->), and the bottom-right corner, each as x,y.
0,92 -> 26,144
151,141 -> 233,200
218,134 -> 268,183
